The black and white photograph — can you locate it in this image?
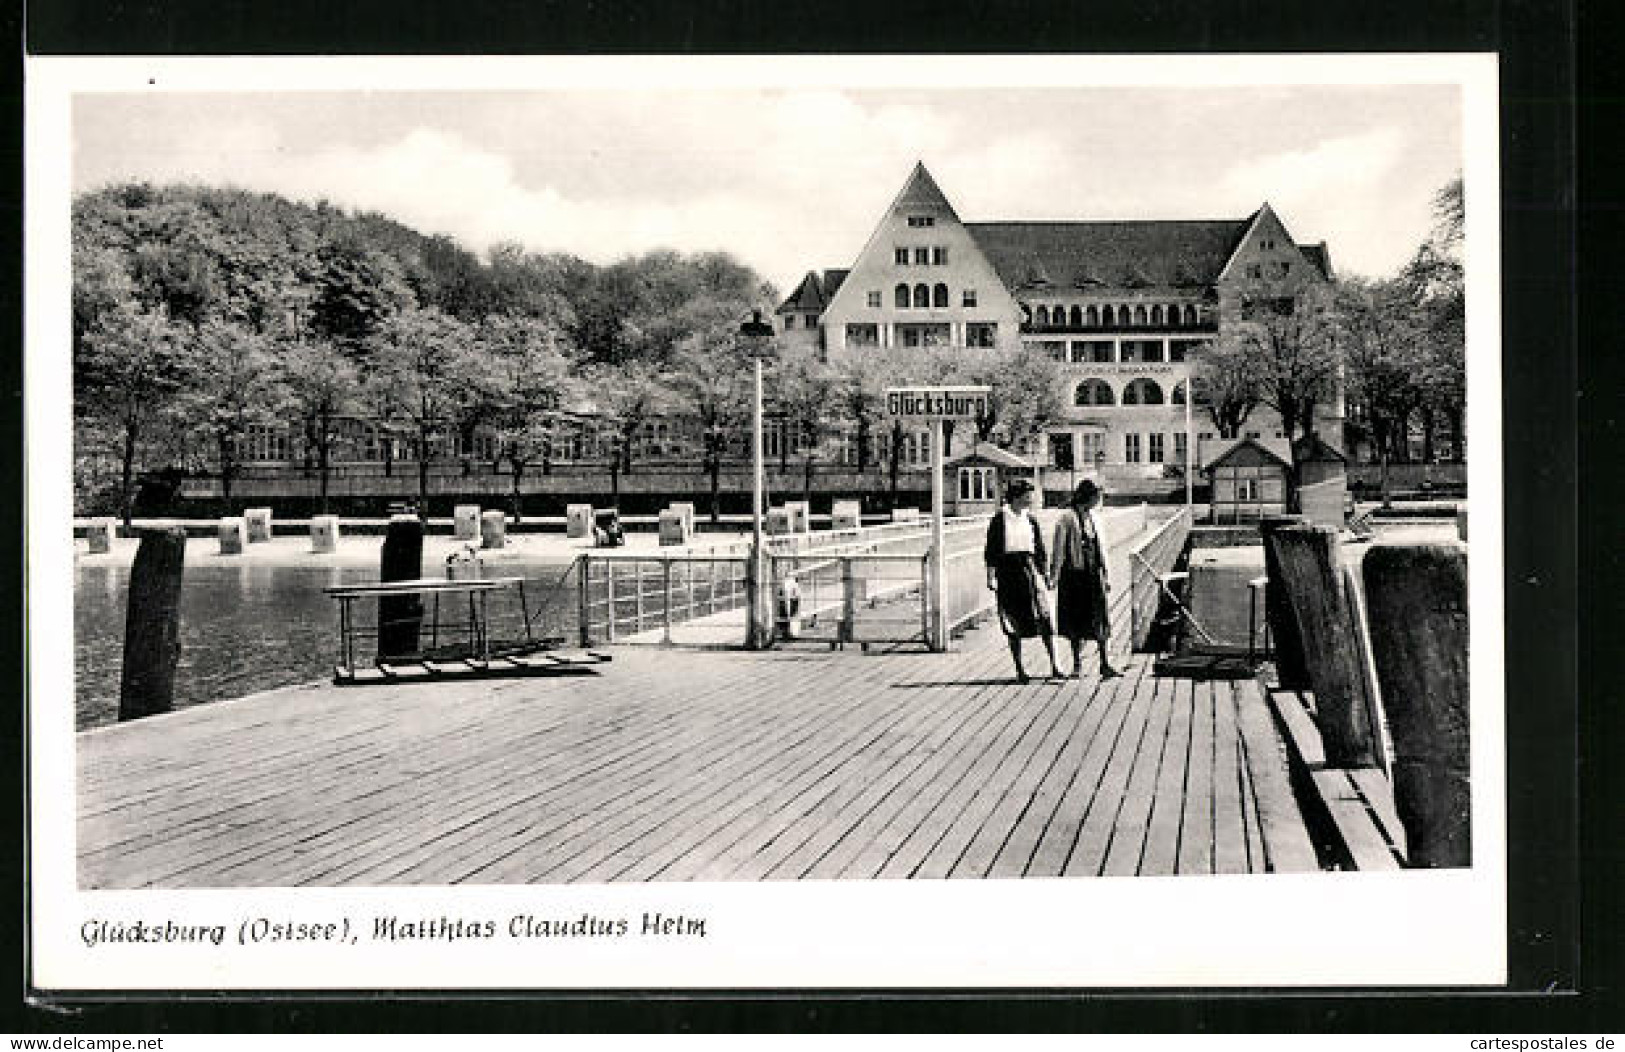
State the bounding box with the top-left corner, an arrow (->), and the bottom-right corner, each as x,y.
27,54 -> 1504,990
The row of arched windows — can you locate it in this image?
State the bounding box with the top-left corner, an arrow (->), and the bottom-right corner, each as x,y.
1073,378 -> 1190,408
894,283 -> 950,310
1032,302 -> 1202,330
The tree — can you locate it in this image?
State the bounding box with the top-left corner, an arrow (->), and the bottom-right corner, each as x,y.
582,359 -> 669,504
310,235 -> 416,348
365,307 -> 481,504
481,315 -> 576,519
1188,339 -> 1259,440
952,347 -> 1065,452
1337,279 -> 1429,507
75,306 -> 196,527
183,320 -> 287,512
671,331 -> 753,523
281,338 -> 360,514
773,346 -> 835,501
1399,175 -> 1466,462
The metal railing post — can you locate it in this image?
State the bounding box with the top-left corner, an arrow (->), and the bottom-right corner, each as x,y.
662,559 -> 674,644
840,555 -> 856,648
577,555 -> 590,647
634,559 -> 646,632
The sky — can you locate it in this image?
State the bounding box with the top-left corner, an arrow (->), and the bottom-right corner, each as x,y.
72,83 -> 1463,297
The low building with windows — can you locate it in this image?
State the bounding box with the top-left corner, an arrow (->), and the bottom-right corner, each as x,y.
777,162 -> 1343,499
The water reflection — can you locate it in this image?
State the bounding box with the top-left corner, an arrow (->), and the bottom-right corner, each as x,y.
72,563 -> 572,731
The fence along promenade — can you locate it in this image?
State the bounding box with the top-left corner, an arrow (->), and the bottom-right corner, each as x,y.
578,505 -> 1163,650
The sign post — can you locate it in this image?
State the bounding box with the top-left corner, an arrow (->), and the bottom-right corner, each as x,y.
885,385 -> 992,652
740,310 -> 777,649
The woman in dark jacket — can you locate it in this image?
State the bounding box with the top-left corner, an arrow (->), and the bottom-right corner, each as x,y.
1049,479 -> 1121,679
984,478 -> 1062,683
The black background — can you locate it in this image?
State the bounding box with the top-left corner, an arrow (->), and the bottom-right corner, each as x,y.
9,0 -> 1602,1033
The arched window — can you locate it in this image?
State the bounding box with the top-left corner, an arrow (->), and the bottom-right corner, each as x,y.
1151,304 -> 1165,326
895,284 -> 909,309
933,283 -> 949,308
1036,305 -> 1051,327
1086,304 -> 1099,327
1134,304 -> 1149,326
913,283 -> 930,309
1122,378 -> 1165,406
1069,305 -> 1083,327
1101,304 -> 1115,327
1171,381 -> 1187,405
1074,378 -> 1116,407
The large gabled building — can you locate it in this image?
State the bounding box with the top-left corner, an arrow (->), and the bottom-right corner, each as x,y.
776,162 -> 1343,496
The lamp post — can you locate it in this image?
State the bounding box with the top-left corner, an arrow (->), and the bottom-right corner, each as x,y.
740,309 -> 776,649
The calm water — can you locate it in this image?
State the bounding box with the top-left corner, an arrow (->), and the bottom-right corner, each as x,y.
72,562 -> 578,731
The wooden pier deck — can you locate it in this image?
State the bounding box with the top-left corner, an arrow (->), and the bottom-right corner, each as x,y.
77,620 -> 1319,888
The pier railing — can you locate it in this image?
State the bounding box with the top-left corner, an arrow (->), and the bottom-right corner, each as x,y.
1127,506 -> 1192,651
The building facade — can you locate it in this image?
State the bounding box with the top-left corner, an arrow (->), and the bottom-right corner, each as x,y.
776,162 -> 1343,497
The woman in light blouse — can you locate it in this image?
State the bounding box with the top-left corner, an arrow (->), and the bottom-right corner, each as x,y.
983,478 -> 1062,683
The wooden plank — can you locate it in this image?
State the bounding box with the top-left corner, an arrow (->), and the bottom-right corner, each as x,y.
835,672 -> 1045,880
754,643 -> 1021,881
1349,766 -> 1409,861
912,675 -> 1085,879
980,665 -> 1125,879
1177,675 -> 1215,875
85,649 -> 775,887
1024,660 -> 1149,878
779,642 -> 1018,881
1138,677 -> 1195,877
1067,664 -> 1163,877
1239,739 -> 1267,873
658,633 -> 1016,881
359,640 -> 903,886
578,641 -> 1006,884
943,664 -> 1110,879
1101,672 -> 1178,877
1312,768 -> 1402,871
1235,679 -> 1320,874
1211,679 -> 1250,875
1270,688 -> 1326,767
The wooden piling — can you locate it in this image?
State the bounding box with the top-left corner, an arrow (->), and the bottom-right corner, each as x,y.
1269,524 -> 1377,767
1258,514 -> 1311,689
118,528 -> 186,722
1362,543 -> 1471,867
377,515 -> 424,660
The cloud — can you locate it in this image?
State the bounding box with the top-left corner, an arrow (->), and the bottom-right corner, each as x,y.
1219,128 -> 1421,276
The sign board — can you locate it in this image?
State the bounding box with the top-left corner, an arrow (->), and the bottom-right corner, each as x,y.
884,385 -> 992,421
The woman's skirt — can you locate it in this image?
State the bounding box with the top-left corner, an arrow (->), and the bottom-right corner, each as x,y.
993,553 -> 1052,639
1056,566 -> 1109,642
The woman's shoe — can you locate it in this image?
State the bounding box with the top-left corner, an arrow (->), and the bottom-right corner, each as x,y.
1015,671 -> 1031,684
1100,664 -> 1122,679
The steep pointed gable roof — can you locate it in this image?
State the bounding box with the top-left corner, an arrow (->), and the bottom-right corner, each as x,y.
966,219 -> 1252,293
1298,243 -> 1333,280
890,161 -> 961,222
775,271 -> 827,315
822,269 -> 849,299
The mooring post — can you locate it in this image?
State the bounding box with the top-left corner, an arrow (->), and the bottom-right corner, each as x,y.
1362,543 -> 1471,867
1258,514 -> 1311,689
1270,524 -> 1378,767
377,514 -> 424,660
118,527 -> 187,722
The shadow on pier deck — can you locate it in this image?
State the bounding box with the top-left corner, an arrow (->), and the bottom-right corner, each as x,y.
78,619 -> 1322,888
